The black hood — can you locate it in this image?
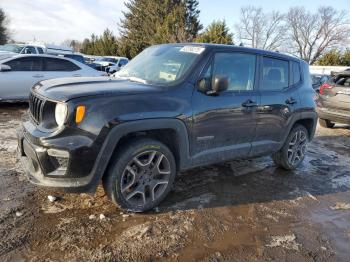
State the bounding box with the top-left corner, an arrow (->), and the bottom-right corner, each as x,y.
34,77 -> 161,102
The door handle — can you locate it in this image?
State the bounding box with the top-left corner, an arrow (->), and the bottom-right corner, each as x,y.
73,74 -> 81,77
285,97 -> 297,105
242,100 -> 258,107
32,74 -> 44,78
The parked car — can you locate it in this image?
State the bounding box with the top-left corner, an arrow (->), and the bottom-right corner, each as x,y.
106,57 -> 129,74
17,44 -> 317,212
0,44 -> 45,55
94,56 -> 129,74
317,71 -> 350,128
311,74 -> 331,92
0,43 -> 73,55
0,54 -> 106,101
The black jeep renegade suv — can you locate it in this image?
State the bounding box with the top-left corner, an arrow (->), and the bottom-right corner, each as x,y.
18,44 -> 317,211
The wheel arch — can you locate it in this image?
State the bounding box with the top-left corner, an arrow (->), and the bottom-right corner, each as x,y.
87,118 -> 191,192
293,118 -> 316,139
282,112 -> 318,146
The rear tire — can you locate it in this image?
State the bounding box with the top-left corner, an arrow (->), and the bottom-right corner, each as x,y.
272,125 -> 309,170
102,138 -> 176,212
319,119 -> 335,128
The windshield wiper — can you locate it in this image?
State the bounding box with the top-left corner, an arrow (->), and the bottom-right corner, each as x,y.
128,76 -> 147,84
116,75 -> 148,84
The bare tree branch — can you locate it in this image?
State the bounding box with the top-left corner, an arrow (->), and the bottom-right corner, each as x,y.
285,6 -> 350,64
235,6 -> 286,51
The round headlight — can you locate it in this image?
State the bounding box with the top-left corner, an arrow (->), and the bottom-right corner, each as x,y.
55,103 -> 68,126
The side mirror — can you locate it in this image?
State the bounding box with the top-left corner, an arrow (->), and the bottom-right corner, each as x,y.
197,75 -> 229,95
209,75 -> 229,95
0,64 -> 11,72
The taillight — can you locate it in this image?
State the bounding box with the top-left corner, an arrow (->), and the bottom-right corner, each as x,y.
319,83 -> 333,95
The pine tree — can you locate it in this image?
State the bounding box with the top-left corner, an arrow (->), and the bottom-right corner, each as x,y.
317,49 -> 350,66
0,8 -> 9,45
184,0 -> 202,41
153,2 -> 188,44
316,49 -> 342,66
341,49 -> 350,66
196,20 -> 234,45
80,29 -> 118,56
118,0 -> 201,58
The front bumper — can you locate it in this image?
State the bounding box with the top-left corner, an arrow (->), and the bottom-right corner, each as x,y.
317,107 -> 350,125
17,122 -> 101,193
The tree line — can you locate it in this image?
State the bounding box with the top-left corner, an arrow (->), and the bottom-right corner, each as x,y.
0,8 -> 8,45
1,2 -> 350,65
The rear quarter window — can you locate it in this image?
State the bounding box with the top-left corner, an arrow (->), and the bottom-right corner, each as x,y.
291,61 -> 301,85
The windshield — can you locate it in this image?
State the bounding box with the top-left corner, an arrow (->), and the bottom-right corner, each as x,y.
0,44 -> 23,53
115,45 -> 205,85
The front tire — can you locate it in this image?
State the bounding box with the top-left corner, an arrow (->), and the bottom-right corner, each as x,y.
103,138 -> 176,212
272,125 -> 309,170
319,119 -> 335,128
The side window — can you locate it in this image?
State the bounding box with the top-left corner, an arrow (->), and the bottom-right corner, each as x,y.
22,46 -> 37,54
37,47 -> 44,54
210,52 -> 256,91
4,57 -> 42,71
291,61 -> 301,85
119,59 -> 128,67
43,58 -> 80,71
261,57 -> 289,91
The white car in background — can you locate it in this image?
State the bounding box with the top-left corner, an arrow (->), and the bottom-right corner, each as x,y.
0,43 -> 73,55
94,56 -> 129,74
0,54 -> 107,101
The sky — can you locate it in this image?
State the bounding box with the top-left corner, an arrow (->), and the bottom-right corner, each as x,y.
1,0 -> 349,45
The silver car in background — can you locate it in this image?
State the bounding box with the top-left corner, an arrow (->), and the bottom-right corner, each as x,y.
0,54 -> 107,101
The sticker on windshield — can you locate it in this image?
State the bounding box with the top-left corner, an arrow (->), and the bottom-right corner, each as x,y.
180,46 -> 205,54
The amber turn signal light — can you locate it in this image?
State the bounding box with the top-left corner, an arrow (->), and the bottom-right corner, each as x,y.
75,105 -> 86,124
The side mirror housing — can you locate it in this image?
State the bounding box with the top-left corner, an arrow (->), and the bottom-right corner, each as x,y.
198,75 -> 229,95
0,64 -> 11,72
211,75 -> 229,93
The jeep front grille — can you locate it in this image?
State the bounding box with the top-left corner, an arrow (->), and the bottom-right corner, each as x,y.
29,92 -> 45,124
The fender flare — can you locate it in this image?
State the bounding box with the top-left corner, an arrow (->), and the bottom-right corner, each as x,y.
86,118 -> 191,191
282,111 -> 318,145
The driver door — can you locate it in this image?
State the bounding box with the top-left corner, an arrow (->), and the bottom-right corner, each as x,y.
191,51 -> 259,166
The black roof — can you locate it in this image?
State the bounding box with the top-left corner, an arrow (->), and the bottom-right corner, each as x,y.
160,42 -> 302,62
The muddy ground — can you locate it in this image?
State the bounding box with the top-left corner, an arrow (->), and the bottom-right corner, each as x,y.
0,103 -> 349,262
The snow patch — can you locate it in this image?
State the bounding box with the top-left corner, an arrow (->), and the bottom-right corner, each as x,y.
266,234 -> 300,251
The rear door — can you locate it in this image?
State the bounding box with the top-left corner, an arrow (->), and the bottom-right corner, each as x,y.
42,57 -> 82,78
1,57 -> 43,100
251,57 -> 301,156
